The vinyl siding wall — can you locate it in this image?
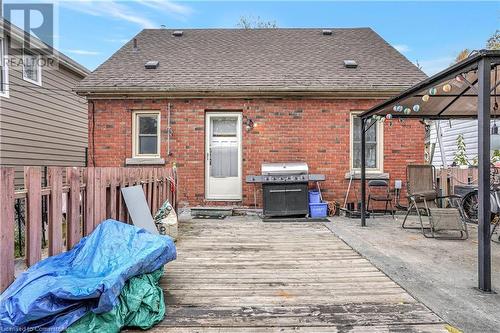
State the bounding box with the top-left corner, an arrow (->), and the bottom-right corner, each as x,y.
0,38 -> 88,186
430,119 -> 478,167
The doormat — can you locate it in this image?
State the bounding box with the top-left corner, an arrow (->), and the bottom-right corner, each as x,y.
261,216 -> 329,223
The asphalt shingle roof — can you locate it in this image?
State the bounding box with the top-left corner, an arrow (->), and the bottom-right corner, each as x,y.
77,28 -> 427,93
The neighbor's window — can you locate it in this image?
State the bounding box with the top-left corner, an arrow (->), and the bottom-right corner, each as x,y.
133,111 -> 161,158
350,112 -> 383,171
0,38 -> 8,97
22,53 -> 42,86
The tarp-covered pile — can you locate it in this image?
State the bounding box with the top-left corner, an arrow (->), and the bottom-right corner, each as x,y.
0,219 -> 176,332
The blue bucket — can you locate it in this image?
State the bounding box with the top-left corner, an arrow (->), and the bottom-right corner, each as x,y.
308,190 -> 321,203
309,202 -> 328,218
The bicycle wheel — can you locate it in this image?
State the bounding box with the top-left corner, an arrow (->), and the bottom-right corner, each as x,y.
492,221 -> 500,243
462,190 -> 478,223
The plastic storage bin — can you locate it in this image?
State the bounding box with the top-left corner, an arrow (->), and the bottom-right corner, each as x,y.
309,202 -> 328,218
308,190 -> 321,203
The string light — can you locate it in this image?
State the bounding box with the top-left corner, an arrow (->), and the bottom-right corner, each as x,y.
422,94 -> 430,102
429,87 -> 437,95
443,84 -> 452,93
403,107 -> 411,115
413,104 -> 421,112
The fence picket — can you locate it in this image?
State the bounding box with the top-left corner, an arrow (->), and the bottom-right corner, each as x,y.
67,167 -> 81,249
25,167 -> 42,267
152,168 -> 158,213
109,168 -> 117,220
0,168 -> 15,292
118,168 -> 127,222
84,168 -> 95,235
48,167 -> 63,256
161,168 -> 167,203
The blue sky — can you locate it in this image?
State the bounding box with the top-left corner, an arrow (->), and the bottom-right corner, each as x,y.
3,1 -> 499,74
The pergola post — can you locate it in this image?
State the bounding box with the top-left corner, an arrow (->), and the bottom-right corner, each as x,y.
477,56 -> 492,292
361,118 -> 367,227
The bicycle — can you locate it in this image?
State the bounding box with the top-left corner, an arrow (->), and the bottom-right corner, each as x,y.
461,164 -> 500,243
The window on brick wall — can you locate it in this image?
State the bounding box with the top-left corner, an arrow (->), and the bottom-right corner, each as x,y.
350,112 -> 384,172
132,111 -> 161,158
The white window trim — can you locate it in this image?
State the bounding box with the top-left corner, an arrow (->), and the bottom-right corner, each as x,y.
22,53 -> 42,86
132,111 -> 161,159
350,112 -> 384,173
0,38 -> 9,98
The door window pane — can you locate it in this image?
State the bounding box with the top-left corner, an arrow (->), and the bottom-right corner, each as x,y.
210,144 -> 238,177
212,118 -> 237,137
352,116 -> 378,169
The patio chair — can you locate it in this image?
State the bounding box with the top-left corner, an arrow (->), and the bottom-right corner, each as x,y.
367,179 -> 394,218
402,164 -> 468,240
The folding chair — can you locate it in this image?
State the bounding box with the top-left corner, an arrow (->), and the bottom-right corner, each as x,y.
402,165 -> 468,240
367,179 -> 394,218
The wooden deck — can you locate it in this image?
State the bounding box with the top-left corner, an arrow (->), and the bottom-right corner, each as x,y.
143,219 -> 447,332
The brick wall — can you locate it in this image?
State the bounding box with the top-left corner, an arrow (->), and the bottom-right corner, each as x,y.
88,98 -> 424,208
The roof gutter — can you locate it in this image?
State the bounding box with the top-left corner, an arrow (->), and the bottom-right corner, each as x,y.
75,87 -> 408,100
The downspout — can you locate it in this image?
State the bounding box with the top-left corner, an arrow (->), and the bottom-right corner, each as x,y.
167,102 -> 172,156
90,100 -> 96,167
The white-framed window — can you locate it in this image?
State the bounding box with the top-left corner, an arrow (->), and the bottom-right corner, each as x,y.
22,52 -> 42,86
132,111 -> 161,158
0,38 -> 9,98
350,112 -> 384,172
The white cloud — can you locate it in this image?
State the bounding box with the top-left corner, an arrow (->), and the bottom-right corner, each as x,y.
104,38 -> 130,43
415,56 -> 455,76
57,0 -> 192,28
58,1 -> 155,28
137,0 -> 192,16
65,49 -> 101,55
393,44 -> 410,53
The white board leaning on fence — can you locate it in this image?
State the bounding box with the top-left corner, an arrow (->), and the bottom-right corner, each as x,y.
121,185 -> 159,235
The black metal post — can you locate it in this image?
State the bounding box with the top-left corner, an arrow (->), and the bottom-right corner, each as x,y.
477,56 -> 491,292
361,118 -> 367,227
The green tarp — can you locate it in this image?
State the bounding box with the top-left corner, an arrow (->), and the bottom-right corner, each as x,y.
66,268 -> 165,333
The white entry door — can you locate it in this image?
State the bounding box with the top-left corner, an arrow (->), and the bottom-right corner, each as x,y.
205,113 -> 242,200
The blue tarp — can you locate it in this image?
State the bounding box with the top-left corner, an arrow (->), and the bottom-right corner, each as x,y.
0,219 -> 176,332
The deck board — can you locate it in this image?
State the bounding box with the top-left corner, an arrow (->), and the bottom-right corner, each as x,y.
127,219 -> 447,332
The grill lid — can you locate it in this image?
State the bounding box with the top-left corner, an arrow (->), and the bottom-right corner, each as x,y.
261,162 -> 308,175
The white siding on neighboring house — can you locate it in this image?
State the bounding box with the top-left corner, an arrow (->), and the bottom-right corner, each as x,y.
430,119 -> 479,167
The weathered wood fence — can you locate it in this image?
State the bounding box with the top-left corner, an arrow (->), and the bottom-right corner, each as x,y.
0,166 -> 177,292
435,167 -> 478,196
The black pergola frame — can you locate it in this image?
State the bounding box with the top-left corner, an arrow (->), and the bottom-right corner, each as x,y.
359,50 -> 500,293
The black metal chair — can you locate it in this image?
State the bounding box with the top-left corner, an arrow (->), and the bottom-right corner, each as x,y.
367,179 -> 394,218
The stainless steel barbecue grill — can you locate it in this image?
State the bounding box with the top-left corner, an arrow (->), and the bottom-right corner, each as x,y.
246,162 -> 325,217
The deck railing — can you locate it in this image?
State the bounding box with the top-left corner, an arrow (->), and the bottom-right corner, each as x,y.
0,166 -> 177,292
